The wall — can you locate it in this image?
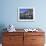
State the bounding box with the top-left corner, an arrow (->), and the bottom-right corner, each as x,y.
0,0 -> 46,44
0,0 -> 46,30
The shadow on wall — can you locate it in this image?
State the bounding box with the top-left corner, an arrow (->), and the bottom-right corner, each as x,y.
0,24 -> 7,43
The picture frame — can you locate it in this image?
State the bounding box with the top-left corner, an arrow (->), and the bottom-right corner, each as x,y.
18,7 -> 35,21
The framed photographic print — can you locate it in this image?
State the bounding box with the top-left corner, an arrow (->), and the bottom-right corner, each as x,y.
18,7 -> 35,21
